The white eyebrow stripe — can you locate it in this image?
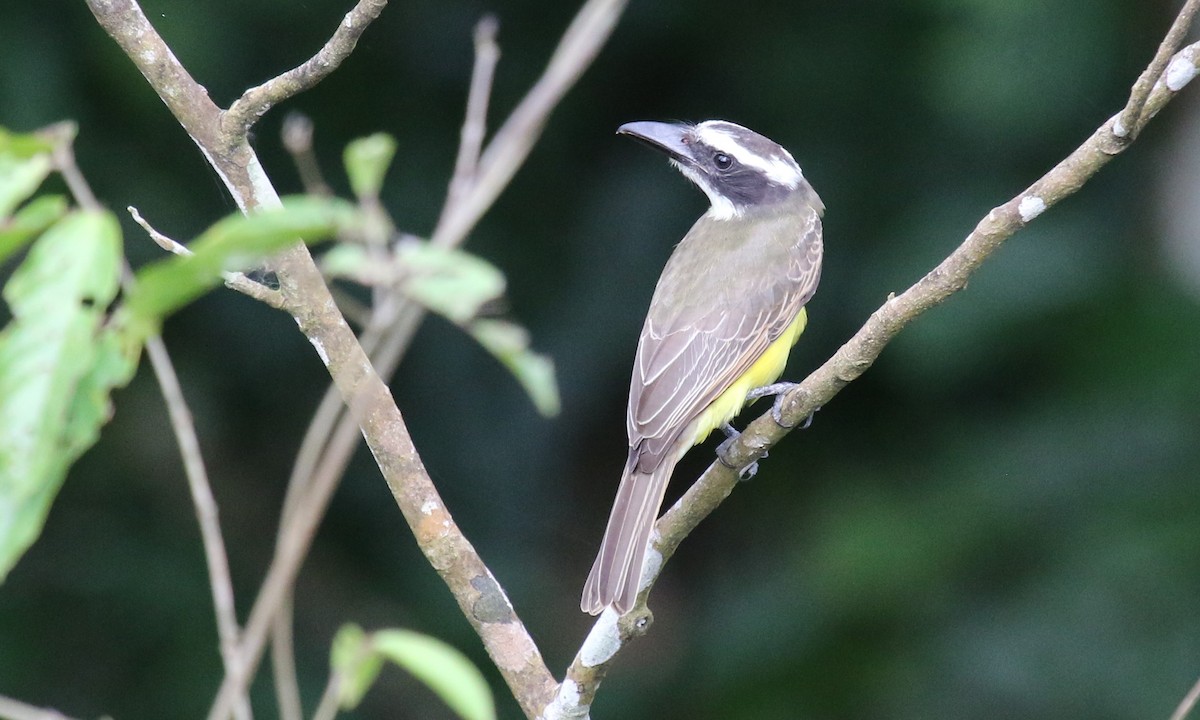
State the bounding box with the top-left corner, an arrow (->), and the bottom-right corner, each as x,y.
694,122 -> 803,189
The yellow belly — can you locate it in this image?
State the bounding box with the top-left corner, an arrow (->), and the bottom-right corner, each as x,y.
687,306 -> 808,449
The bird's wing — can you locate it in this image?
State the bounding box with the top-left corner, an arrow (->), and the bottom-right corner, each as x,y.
628,210 -> 822,471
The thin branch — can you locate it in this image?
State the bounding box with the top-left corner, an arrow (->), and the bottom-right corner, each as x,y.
430,0 -> 629,247
127,206 -> 287,309
143,335 -> 254,720
546,32 -> 1200,720
269,595 -> 303,720
310,675 -> 342,720
1171,673 -> 1200,720
436,14 -> 501,229
224,0 -> 389,136
1115,0 -> 1200,138
281,113 -> 334,197
206,390 -> 370,720
46,123 -> 100,212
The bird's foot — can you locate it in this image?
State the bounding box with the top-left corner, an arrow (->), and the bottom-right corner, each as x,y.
717,423 -> 761,480
746,382 -> 818,429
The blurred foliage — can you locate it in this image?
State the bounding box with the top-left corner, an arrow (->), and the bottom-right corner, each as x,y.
331,624 -> 496,720
1,0 -> 1198,719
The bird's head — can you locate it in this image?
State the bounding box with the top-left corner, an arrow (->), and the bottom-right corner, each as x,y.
617,119 -> 819,220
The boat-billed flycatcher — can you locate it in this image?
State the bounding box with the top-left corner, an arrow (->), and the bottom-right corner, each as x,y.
581,120 -> 824,615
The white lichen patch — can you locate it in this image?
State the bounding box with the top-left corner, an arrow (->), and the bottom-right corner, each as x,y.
420,499 -> 439,515
1018,195 -> 1046,223
1166,55 -> 1198,92
541,679 -> 589,720
579,608 -> 621,667
1112,116 -> 1128,138
307,336 -> 329,366
638,539 -> 663,592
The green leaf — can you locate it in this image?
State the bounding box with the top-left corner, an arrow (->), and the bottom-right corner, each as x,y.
0,126 -> 57,219
0,195 -> 68,265
330,624 -> 385,710
0,209 -> 127,583
344,133 -> 397,200
396,242 -> 506,324
370,629 -> 495,720
322,242 -> 508,324
470,319 -> 560,417
124,196 -> 359,333
322,240 -> 559,416
330,624 -> 496,720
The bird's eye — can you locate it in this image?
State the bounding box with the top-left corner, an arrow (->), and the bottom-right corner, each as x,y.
713,153 -> 733,170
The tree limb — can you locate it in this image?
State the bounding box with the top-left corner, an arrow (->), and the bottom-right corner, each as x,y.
224,0 -> 389,137
546,25 -> 1200,720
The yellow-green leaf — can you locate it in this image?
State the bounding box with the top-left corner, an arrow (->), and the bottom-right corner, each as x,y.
470,319 -> 560,417
328,624 -> 496,720
344,133 -> 397,200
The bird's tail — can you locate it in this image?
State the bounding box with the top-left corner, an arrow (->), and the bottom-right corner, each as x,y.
581,458 -> 676,615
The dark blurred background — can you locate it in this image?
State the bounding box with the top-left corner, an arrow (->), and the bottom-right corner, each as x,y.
2,0 -> 1200,718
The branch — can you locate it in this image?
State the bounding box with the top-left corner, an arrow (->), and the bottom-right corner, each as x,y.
1171,672 -> 1200,720
436,14 -> 501,230
224,0 -> 389,136
1115,0 -> 1199,138
127,206 -> 287,309
143,336 -> 253,720
430,0 -> 629,247
545,29 -> 1200,720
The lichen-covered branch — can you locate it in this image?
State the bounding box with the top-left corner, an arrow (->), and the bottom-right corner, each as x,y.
1116,0 -> 1199,137
224,0 -> 389,136
545,27 -> 1200,720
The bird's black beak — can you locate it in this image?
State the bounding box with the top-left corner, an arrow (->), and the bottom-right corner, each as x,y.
617,121 -> 695,164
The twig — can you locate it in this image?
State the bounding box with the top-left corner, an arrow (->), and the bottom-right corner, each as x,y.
206,389 -> 371,720
266,325 -> 381,720
46,123 -> 100,212
1115,0 -> 1200,138
436,14 -> 501,229
128,205 -> 190,255
1170,673 -> 1200,720
310,674 -> 342,720
431,0 -> 629,247
126,206 -> 286,309
281,113 -> 334,197
0,695 -> 81,720
143,335 -> 254,720
547,32 -> 1200,720
269,594 -> 303,720
224,0 -> 389,136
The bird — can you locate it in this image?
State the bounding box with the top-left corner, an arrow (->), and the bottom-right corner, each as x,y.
581,119 -> 824,615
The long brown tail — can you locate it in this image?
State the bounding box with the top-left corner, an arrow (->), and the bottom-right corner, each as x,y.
581,458 -> 676,615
